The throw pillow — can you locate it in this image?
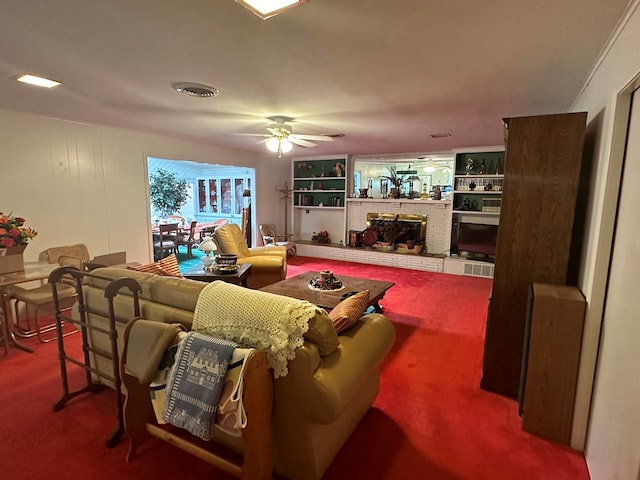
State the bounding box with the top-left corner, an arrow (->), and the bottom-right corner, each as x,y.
304,310 -> 339,356
130,253 -> 182,277
328,290 -> 370,333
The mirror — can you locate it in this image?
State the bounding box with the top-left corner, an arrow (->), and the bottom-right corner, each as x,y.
350,153 -> 453,199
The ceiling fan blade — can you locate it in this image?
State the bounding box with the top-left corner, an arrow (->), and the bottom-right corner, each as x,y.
235,133 -> 271,137
291,134 -> 334,142
289,137 -> 317,148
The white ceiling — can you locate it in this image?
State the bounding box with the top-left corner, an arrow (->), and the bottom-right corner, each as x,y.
0,0 -> 631,157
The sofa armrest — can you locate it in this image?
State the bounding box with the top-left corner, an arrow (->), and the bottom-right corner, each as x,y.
247,245 -> 286,256
236,255 -> 284,271
277,313 -> 395,424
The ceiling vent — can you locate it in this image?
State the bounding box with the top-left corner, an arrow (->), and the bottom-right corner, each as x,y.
172,82 -> 220,98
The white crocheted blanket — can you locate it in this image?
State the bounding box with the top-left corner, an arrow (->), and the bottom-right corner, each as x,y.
192,281 -> 320,378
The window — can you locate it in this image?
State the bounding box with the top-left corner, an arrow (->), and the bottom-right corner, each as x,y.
197,175 -> 251,217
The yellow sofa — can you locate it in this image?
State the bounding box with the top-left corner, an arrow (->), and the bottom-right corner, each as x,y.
76,267 -> 395,480
212,223 -> 287,289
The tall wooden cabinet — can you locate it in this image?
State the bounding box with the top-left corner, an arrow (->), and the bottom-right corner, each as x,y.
480,112 -> 587,398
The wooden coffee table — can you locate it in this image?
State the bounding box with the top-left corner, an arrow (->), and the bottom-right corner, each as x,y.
259,271 -> 394,312
182,263 -> 252,287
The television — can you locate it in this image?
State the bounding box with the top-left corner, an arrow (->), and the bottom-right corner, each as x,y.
455,221 -> 498,260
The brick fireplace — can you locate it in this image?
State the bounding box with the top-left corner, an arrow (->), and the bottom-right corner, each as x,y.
364,212 -> 427,253
346,199 -> 452,256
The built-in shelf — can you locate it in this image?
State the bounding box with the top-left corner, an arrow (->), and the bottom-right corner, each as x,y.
452,210 -> 500,216
293,205 -> 345,210
346,197 -> 452,205
453,190 -> 502,195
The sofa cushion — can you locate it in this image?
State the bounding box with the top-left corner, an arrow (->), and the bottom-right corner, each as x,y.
328,290 -> 370,333
305,311 -> 339,356
87,267 -> 206,314
131,253 -> 182,277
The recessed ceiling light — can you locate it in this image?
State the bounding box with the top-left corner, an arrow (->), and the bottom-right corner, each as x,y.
16,74 -> 61,88
235,0 -> 307,19
172,82 -> 220,98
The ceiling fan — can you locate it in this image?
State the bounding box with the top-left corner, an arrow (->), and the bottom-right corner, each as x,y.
243,115 -> 334,157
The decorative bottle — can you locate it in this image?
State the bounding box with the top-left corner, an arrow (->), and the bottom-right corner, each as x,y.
479,160 -> 487,175
495,158 -> 504,175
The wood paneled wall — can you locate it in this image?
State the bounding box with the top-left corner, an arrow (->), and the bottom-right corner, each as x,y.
0,109 -> 285,264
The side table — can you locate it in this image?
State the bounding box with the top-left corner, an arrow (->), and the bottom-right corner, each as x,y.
182,263 -> 252,287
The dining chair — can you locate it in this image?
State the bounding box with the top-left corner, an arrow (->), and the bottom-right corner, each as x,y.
259,223 -> 297,257
176,220 -> 198,258
153,223 -> 179,260
167,214 -> 186,228
10,255 -> 82,343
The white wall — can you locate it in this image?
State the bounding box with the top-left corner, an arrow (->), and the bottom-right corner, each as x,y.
571,1 -> 640,477
0,109 -> 290,264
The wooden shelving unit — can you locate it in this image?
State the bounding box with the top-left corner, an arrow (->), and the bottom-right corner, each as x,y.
481,112 -> 587,398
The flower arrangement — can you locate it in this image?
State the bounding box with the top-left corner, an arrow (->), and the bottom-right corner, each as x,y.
308,271 -> 344,291
0,212 -> 38,248
311,230 -> 331,244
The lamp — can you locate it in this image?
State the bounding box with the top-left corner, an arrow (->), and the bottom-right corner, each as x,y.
408,175 -> 421,198
266,136 -> 293,157
198,235 -> 217,270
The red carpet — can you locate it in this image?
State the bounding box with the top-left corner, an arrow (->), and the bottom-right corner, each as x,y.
0,257 -> 589,479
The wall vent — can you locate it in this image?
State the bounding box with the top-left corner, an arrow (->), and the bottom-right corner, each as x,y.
463,262 -> 494,278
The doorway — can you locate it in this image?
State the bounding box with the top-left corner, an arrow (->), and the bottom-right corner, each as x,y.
146,156 -> 256,245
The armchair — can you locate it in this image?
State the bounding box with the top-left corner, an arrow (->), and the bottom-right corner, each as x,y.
213,223 -> 286,289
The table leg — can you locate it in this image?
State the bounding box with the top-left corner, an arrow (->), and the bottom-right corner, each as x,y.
0,311 -> 9,358
0,288 -> 33,354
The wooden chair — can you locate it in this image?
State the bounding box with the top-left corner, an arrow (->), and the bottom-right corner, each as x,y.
176,220 -> 198,258
259,224 -> 297,257
153,223 -> 179,260
166,214 -> 186,227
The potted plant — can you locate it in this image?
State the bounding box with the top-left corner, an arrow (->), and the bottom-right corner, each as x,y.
312,230 -> 331,244
149,169 -> 189,217
380,167 -> 408,199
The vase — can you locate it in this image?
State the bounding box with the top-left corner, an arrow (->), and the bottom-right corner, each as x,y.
320,270 -> 333,280
0,244 -> 27,274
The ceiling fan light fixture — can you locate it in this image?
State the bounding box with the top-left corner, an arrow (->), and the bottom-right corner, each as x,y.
266,137 -> 281,153
172,82 -> 220,98
235,0 -> 307,19
280,138 -> 293,153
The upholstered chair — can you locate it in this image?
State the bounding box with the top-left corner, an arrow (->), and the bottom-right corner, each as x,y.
10,251 -> 82,343
213,223 -> 287,289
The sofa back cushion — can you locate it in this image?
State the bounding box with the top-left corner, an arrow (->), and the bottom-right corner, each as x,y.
87,267 -> 205,312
